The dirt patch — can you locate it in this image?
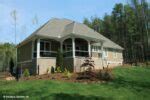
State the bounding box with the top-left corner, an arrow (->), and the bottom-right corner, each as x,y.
0,72 -> 16,81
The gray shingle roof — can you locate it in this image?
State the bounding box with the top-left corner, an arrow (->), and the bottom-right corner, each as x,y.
18,18 -> 123,50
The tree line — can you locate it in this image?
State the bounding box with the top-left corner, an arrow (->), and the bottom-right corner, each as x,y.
83,0 -> 149,63
0,43 -> 16,71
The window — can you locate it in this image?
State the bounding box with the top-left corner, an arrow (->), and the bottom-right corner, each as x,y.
103,49 -> 108,57
92,46 -> 101,52
98,53 -> 102,58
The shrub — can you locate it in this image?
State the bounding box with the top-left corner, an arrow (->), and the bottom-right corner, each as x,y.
46,68 -> 49,74
64,68 -> 72,79
81,57 -> 95,72
55,66 -> 62,73
9,58 -> 14,75
51,66 -> 55,74
56,49 -> 63,69
97,68 -> 113,81
23,69 -> 30,77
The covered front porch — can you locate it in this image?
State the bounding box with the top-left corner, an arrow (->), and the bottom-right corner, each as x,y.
33,37 -> 104,58
32,36 -> 105,73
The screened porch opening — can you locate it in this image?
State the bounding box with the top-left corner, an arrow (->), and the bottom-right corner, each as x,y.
33,39 -> 59,58
63,38 -> 72,57
40,39 -> 59,57
63,38 -> 89,57
75,38 -> 88,57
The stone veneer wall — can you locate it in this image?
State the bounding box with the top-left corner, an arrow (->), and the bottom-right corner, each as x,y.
91,50 -> 123,68
73,50 -> 123,72
74,57 -> 85,72
37,58 -> 56,75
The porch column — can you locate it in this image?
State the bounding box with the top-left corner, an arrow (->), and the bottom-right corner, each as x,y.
101,42 -> 104,67
88,41 -> 91,57
37,39 -> 40,58
72,38 -> 75,58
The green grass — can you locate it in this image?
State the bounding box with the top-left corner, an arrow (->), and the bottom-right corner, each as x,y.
0,66 -> 150,100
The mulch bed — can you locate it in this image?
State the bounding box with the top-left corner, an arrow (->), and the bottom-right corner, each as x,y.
3,67 -> 116,83
20,70 -> 109,84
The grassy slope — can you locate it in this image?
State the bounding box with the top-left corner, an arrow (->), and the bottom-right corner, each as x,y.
0,67 -> 150,100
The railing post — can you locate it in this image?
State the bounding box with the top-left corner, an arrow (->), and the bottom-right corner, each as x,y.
88,41 -> 91,57
37,39 -> 40,58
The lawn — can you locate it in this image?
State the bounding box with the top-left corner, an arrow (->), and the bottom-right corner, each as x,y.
0,66 -> 150,100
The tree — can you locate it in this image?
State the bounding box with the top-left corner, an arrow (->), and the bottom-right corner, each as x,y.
9,58 -> 14,75
83,0 -> 150,63
102,14 -> 114,39
0,43 -> 16,72
83,18 -> 91,28
56,49 -> 63,70
91,16 -> 102,33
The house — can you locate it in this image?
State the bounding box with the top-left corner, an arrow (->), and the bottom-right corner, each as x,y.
17,18 -> 123,75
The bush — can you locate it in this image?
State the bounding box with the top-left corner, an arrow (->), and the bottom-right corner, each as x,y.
81,57 -> 95,72
23,69 -> 30,77
97,68 -> 113,81
55,66 -> 62,73
46,68 -> 49,74
9,58 -> 14,75
51,66 -> 55,74
64,68 -> 72,79
56,49 -> 63,69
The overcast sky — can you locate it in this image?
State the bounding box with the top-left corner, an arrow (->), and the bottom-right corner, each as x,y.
0,0 -> 130,44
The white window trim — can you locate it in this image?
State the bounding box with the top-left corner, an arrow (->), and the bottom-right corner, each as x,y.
92,46 -> 101,53
103,49 -> 108,57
